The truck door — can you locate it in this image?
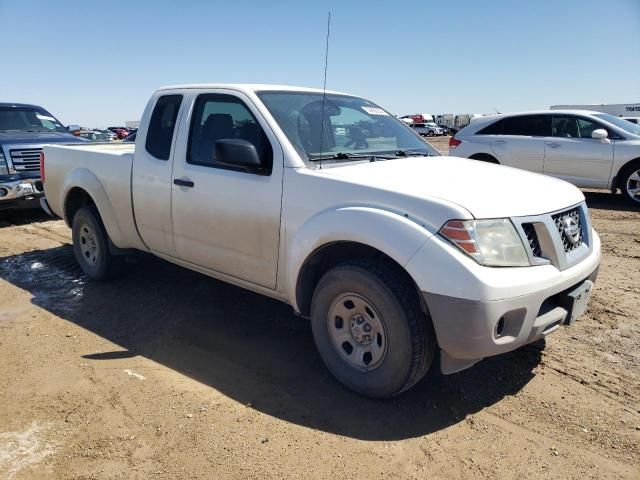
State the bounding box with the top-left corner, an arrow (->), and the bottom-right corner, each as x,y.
131,94 -> 184,255
543,115 -> 614,188
170,90 -> 283,289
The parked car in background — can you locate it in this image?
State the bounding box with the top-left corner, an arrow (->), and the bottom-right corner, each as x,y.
122,131 -> 136,142
0,102 -> 85,210
437,124 -> 451,135
107,127 -> 129,139
622,117 -> 639,125
78,130 -> 110,142
450,110 -> 640,205
41,84 -> 600,398
411,122 -> 443,136
101,130 -> 118,141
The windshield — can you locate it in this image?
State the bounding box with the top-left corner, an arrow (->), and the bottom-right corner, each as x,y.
257,92 -> 440,161
594,113 -> 640,136
0,106 -> 67,133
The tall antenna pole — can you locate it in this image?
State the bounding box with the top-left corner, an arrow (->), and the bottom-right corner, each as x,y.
318,11 -> 331,169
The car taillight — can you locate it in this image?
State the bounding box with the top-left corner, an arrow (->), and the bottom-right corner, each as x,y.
448,136 -> 462,149
39,152 -> 45,183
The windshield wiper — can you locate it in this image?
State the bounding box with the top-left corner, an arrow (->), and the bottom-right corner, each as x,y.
394,149 -> 434,157
309,152 -> 396,162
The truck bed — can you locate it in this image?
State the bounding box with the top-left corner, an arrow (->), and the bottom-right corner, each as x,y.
43,142 -> 144,251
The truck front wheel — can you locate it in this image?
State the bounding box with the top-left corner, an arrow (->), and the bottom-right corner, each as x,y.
310,259 -> 436,398
72,206 -> 124,280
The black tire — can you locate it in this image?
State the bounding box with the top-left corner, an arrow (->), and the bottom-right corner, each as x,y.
427,131 -> 435,137
469,153 -> 500,164
310,259 -> 436,398
72,206 -> 124,280
619,160 -> 640,206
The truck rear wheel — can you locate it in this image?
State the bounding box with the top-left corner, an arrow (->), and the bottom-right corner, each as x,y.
310,259 -> 436,398
72,206 -> 124,280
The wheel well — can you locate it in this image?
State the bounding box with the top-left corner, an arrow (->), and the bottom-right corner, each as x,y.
65,187 -> 96,226
469,153 -> 500,164
616,157 -> 640,189
295,241 -> 424,318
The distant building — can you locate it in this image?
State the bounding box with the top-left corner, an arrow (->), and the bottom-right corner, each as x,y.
125,120 -> 140,129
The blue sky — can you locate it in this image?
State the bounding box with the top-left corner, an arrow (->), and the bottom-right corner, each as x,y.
1,0 -> 638,126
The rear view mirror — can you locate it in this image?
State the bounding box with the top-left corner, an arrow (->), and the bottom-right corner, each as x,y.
591,129 -> 610,143
67,124 -> 81,133
215,139 -> 265,174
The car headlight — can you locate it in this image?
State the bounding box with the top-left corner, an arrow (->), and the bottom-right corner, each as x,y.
439,218 -> 530,267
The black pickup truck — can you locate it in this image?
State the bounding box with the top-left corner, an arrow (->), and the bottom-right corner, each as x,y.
0,102 -> 86,211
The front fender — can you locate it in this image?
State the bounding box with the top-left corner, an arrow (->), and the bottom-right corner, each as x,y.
61,168 -> 126,247
283,206 -> 434,311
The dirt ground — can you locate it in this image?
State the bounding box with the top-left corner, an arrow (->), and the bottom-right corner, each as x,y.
0,138 -> 638,479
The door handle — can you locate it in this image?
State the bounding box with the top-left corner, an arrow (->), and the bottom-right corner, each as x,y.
547,142 -> 560,148
173,178 -> 195,188
494,139 -> 507,145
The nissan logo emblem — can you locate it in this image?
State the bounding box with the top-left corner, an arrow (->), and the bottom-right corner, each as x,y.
562,217 -> 580,245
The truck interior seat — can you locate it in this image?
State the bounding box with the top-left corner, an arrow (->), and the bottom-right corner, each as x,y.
196,113 -> 234,164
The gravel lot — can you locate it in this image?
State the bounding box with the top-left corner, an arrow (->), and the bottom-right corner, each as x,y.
1,137 -> 638,479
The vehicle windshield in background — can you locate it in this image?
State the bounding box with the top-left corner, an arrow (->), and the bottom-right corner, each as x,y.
0,106 -> 67,133
257,92 -> 440,161
594,113 -> 640,136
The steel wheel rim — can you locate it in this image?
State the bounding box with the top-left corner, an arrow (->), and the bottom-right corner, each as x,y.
626,169 -> 640,202
327,293 -> 388,371
79,222 -> 99,266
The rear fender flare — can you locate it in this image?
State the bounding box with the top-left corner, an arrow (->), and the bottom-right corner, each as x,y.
61,168 -> 126,247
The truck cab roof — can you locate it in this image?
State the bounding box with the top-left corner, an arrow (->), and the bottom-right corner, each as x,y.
157,84 -> 347,96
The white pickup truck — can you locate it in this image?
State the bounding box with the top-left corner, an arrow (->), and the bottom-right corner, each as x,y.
41,84 -> 601,398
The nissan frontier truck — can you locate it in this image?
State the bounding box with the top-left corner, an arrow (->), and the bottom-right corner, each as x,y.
41,85 -> 600,397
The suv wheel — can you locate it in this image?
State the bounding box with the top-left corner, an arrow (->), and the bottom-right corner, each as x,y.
310,259 -> 436,398
620,160 -> 640,206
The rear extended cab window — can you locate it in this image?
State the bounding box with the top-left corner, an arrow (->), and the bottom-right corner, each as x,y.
145,95 -> 183,160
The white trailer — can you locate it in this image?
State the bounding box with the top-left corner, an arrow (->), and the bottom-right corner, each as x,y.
551,103 -> 640,117
435,114 -> 454,128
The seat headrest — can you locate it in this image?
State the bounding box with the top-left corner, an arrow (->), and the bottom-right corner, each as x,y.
202,113 -> 233,139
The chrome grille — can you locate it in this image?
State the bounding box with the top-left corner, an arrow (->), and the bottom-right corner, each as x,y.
522,223 -> 542,257
552,207 -> 583,252
9,148 -> 43,171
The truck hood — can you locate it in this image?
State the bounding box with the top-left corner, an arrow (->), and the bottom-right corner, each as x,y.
319,156 -> 584,218
0,131 -> 87,145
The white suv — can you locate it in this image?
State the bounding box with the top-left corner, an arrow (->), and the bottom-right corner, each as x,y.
411,122 -> 443,137
450,110 -> 640,205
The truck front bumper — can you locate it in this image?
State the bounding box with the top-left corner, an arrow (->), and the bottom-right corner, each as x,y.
0,173 -> 44,210
420,236 -> 601,375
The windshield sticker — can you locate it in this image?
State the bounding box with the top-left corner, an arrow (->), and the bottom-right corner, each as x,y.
361,106 -> 388,116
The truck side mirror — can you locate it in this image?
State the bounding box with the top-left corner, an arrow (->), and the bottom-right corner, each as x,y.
67,125 -> 81,134
215,139 -> 265,174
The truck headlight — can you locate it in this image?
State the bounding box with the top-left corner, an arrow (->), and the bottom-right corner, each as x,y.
439,219 -> 530,267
